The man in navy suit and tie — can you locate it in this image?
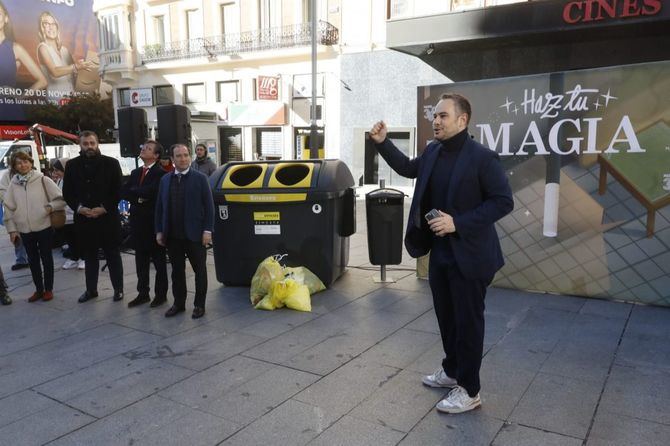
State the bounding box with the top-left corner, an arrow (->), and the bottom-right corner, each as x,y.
155,144 -> 214,319
370,93 -> 513,414
120,140 -> 168,308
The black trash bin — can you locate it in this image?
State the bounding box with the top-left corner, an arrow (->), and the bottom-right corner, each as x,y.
366,188 -> 405,265
210,160 -> 356,286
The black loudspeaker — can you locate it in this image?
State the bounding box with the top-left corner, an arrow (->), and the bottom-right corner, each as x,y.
117,107 -> 148,158
157,105 -> 191,156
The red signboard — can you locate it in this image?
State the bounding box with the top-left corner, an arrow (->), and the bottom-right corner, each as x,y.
257,76 -> 280,100
0,125 -> 29,140
562,0 -> 662,24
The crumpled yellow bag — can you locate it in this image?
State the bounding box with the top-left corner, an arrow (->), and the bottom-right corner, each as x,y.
283,267 -> 326,295
250,256 -> 284,305
254,278 -> 311,312
250,255 -> 324,312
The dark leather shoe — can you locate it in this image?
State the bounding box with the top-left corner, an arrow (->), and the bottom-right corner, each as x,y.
165,305 -> 185,317
78,291 -> 98,303
127,295 -> 150,308
150,296 -> 167,308
28,291 -> 43,303
113,291 -> 124,302
192,307 -> 205,319
11,263 -> 29,271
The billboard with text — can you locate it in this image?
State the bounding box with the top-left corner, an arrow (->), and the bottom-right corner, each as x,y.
418,61 -> 670,306
0,0 -> 104,123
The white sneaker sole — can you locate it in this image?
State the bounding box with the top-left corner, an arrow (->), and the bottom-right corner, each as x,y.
422,376 -> 458,388
436,400 -> 481,414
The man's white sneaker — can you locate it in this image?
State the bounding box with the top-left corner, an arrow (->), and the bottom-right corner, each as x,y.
422,368 -> 458,388
77,260 -> 86,270
62,259 -> 78,270
436,385 -> 481,414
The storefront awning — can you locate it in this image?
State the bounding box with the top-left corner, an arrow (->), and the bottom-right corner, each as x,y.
387,0 -> 670,80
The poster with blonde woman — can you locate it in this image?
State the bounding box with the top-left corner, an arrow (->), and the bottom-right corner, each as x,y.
0,0 -> 102,120
36,11 -> 93,96
0,0 -> 47,119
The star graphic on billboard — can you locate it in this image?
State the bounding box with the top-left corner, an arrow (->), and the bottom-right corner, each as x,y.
500,97 -> 514,113
601,89 -> 617,107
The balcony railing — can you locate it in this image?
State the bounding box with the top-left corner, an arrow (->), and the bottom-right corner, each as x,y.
98,48 -> 135,75
142,21 -> 339,63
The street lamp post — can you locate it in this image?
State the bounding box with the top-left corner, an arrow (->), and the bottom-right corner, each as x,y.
309,0 -> 319,159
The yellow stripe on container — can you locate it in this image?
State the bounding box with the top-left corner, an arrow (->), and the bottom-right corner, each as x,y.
224,193 -> 307,202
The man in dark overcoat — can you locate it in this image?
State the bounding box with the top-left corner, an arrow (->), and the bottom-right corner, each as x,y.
63,130 -> 124,303
120,139 -> 167,308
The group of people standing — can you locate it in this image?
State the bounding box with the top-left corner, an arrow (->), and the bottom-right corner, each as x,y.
1,131 -> 215,320
1,91 -> 513,418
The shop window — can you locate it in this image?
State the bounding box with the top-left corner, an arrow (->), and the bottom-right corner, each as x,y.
154,85 -> 174,105
294,127 -> 324,159
255,127 -> 282,160
217,81 -> 239,103
219,127 -> 243,163
184,83 -> 206,104
119,88 -> 130,106
364,130 -> 414,187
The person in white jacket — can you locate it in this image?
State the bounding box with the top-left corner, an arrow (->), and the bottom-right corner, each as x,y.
0,165 -> 30,270
3,151 -> 65,302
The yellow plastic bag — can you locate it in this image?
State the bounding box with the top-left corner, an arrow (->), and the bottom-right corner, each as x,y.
283,282 -> 312,312
250,256 -> 284,305
283,266 -> 326,295
254,278 -> 311,312
255,293 -> 281,310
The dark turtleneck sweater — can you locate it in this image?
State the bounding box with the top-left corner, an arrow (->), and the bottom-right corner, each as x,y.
426,128 -> 469,263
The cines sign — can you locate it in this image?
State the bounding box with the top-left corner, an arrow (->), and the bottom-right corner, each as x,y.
562,0 -> 662,24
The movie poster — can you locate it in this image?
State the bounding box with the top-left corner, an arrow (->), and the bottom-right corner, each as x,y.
0,0 -> 104,122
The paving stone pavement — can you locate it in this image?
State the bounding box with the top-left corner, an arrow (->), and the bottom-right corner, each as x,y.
1,201 -> 669,445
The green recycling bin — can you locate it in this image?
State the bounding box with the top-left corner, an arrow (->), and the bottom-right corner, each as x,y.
210,160 -> 356,286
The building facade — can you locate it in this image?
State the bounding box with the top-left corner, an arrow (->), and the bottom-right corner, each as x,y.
93,0 -> 449,183
94,0 -> 343,164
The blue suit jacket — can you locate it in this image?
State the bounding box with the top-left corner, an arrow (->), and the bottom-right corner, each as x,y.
376,136 -> 513,281
155,169 -> 215,242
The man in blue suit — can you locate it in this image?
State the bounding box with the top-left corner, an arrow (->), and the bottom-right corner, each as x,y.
155,144 -> 214,319
370,93 -> 513,414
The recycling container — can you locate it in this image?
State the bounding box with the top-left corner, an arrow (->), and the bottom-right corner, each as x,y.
365,188 -> 405,265
210,160 -> 356,286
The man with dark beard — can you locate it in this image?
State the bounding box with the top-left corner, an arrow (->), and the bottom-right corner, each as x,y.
63,131 -> 124,303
